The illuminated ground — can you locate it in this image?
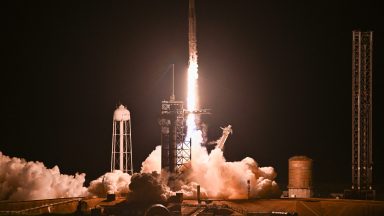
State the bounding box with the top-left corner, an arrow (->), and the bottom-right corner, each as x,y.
1,197 -> 384,216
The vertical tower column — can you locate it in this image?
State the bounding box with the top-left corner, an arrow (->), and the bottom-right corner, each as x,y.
346,30 -> 374,200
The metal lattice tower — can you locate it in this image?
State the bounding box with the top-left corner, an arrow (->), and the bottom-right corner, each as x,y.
159,65 -> 192,173
159,99 -> 191,173
111,105 -> 133,174
347,30 -> 375,199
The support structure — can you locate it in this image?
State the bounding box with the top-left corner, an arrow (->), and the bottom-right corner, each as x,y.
159,65 -> 192,173
111,105 -> 133,175
345,30 -> 375,200
160,99 -> 190,173
159,65 -> 209,174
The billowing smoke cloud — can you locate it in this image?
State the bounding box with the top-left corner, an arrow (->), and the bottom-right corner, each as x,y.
127,172 -> 172,203
0,152 -> 171,202
141,145 -> 161,174
140,130 -> 280,199
187,147 -> 280,199
0,152 -> 87,201
88,170 -> 131,197
87,167 -> 172,202
1,125 -> 279,202
0,152 -> 167,202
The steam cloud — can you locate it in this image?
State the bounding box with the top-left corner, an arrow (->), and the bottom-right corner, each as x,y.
88,170 -> 131,197
1,126 -> 279,201
188,146 -> 280,199
0,152 -> 87,201
127,172 -> 172,203
141,145 -> 161,174
141,129 -> 280,199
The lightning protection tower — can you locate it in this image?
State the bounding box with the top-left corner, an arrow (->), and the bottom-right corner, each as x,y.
345,30 -> 375,200
111,105 -> 133,174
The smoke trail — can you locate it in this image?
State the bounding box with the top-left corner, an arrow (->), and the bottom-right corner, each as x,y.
0,152 -> 87,201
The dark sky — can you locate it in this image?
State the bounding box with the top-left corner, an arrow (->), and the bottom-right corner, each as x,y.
2,0 -> 384,196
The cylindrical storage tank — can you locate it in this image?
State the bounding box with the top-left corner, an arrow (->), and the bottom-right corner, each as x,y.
288,156 -> 313,198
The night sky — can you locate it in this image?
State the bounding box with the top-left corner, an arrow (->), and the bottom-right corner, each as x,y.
3,0 -> 384,197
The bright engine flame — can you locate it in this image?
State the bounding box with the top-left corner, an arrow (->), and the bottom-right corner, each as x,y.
185,58 -> 200,143
187,60 -> 198,111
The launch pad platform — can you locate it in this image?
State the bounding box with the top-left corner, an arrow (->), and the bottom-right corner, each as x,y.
1,196 -> 384,216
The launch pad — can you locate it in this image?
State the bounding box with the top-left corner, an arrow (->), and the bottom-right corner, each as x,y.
1,196 -> 384,216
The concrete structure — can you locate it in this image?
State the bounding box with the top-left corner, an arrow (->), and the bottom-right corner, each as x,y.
111,105 -> 133,174
288,156 -> 313,198
345,30 -> 375,200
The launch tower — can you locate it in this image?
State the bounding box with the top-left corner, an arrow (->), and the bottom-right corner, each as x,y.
345,30 -> 375,200
111,105 -> 133,174
159,65 -> 191,173
160,0 -> 210,174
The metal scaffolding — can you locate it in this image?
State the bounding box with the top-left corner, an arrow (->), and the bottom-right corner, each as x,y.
160,100 -> 191,173
346,30 -> 375,199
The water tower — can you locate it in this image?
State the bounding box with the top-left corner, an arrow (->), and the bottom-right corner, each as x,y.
111,105 -> 133,174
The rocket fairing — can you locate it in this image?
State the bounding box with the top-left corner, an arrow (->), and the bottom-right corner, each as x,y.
189,0 -> 197,64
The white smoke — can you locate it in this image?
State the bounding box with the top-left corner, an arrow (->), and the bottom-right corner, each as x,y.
0,152 -> 169,201
141,145 -> 161,173
139,127 -> 280,199
127,172 -> 173,203
187,147 -> 280,199
0,152 -> 87,201
1,125 -> 279,202
88,170 -> 131,197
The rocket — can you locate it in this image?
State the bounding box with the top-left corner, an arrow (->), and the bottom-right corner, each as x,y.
189,0 -> 197,64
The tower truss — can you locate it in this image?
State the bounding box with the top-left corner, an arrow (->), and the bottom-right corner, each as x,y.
345,30 -> 375,199
160,100 -> 191,173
